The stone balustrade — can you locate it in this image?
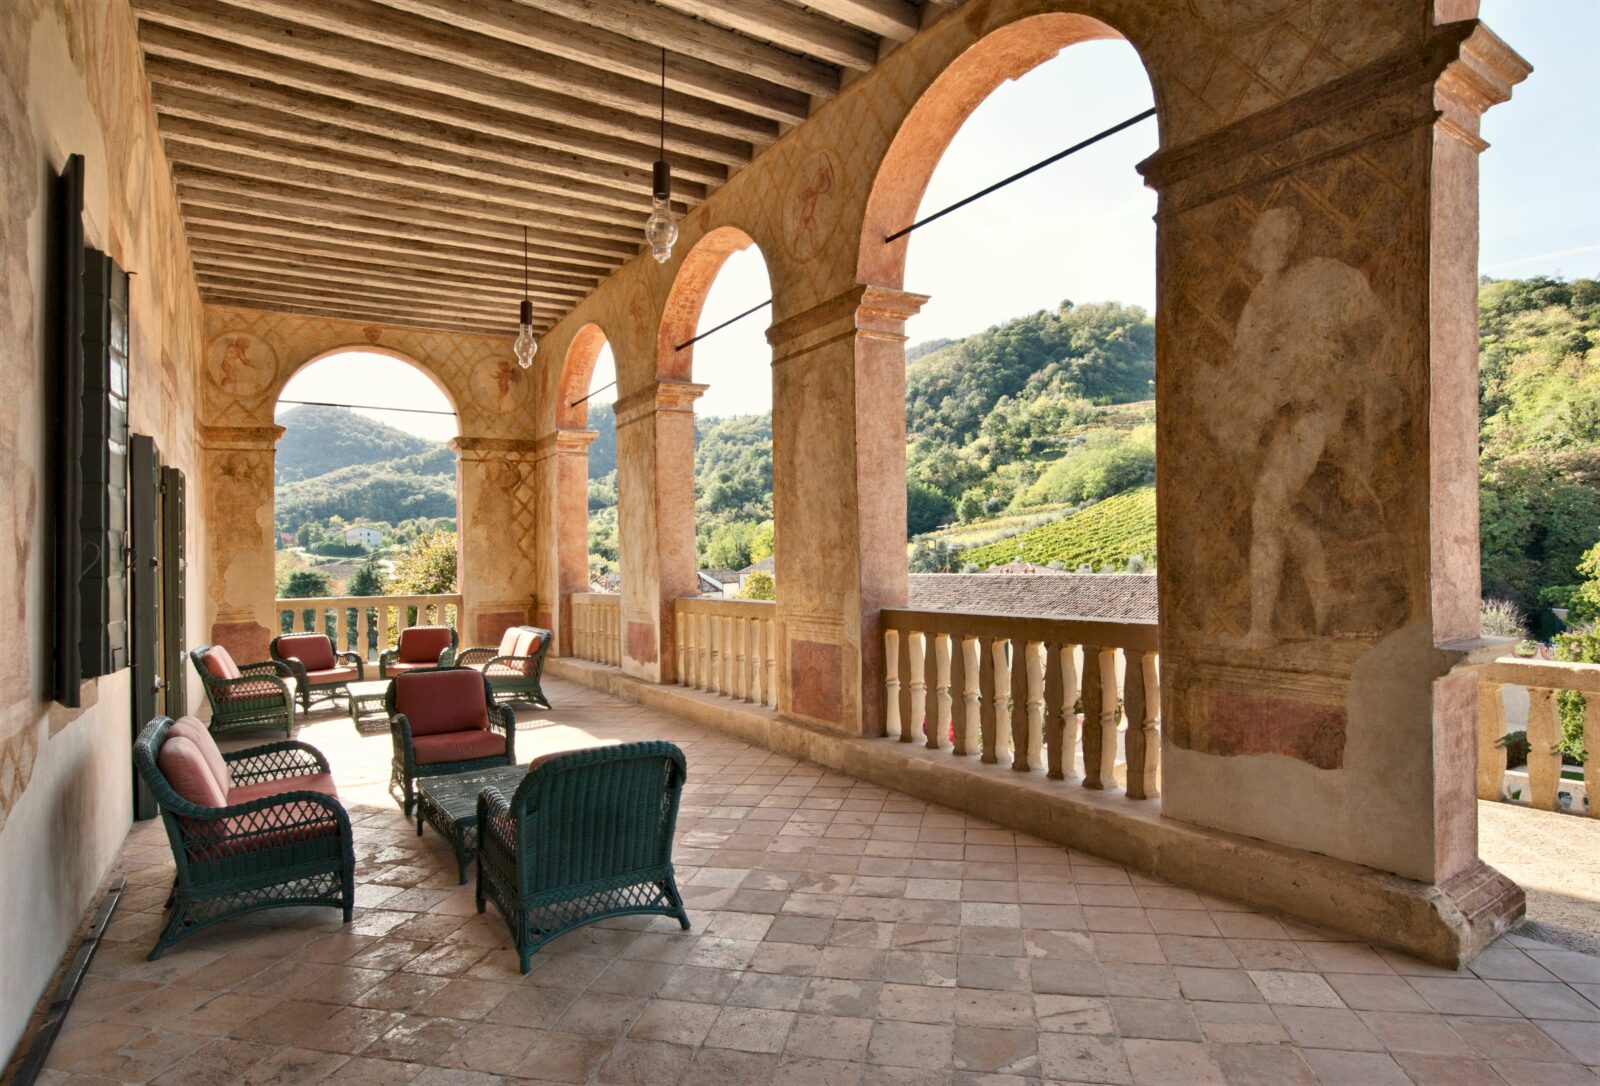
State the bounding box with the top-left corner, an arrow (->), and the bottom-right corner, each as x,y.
674,597 -> 778,709
881,608 -> 1161,800
571,592 -> 622,665
274,593 -> 462,663
1478,656 -> 1598,816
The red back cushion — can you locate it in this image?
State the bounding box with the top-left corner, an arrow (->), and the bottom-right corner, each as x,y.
394,668 -> 488,736
277,634 -> 336,671
159,735 -> 229,809
496,628 -> 522,657
513,629 -> 545,658
168,716 -> 232,791
398,626 -> 453,663
201,646 -> 241,681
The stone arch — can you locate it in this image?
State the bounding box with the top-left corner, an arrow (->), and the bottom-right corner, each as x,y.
275,343 -> 465,429
655,224 -> 766,382
556,322 -> 613,431
858,10 -> 1158,290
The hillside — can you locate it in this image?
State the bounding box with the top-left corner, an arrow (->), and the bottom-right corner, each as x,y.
275,404 -> 438,483
960,486 -> 1157,571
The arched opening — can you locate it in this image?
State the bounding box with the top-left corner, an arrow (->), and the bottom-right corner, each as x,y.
553,326 -> 619,654
272,347 -> 462,666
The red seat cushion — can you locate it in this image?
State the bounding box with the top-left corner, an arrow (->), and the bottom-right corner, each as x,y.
201,646 -> 241,681
168,717 -> 232,792
304,666 -> 360,685
217,678 -> 287,703
383,661 -> 432,674
394,668 -> 489,736
159,736 -> 228,809
227,772 -> 339,806
412,729 -> 508,765
277,634 -> 337,671
397,626 -> 453,664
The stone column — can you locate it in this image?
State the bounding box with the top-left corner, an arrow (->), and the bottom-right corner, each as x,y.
198,423 -> 283,663
613,379 -> 706,682
533,428 -> 597,654
768,285 -> 927,735
452,436 -> 541,646
1142,21 -> 1527,927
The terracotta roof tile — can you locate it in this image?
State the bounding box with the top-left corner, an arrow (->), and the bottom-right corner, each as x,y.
906,573 -> 1157,623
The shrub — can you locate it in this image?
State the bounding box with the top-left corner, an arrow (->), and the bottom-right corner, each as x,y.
280,570 -> 332,599
1480,597 -> 1527,639
733,571 -> 776,601
391,529 -> 458,594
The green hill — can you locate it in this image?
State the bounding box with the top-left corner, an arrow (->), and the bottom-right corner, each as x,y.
961,487 -> 1157,571
273,405 -> 455,532
275,404 -> 438,483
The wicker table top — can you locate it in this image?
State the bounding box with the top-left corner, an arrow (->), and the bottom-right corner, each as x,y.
346,679 -> 391,698
417,764 -> 530,825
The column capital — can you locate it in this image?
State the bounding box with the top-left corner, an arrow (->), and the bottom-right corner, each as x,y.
767,284 -> 929,367
613,379 -> 707,430
198,423 -> 284,451
450,435 -> 542,462
534,428 -> 599,460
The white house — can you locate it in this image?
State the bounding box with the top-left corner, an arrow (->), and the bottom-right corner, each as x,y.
343,525 -> 383,548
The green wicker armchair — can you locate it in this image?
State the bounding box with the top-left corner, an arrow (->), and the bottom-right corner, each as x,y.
379,625 -> 458,678
190,645 -> 297,738
387,665 -> 515,816
458,626 -> 553,709
477,741 -> 691,973
133,715 -> 354,959
271,632 -> 365,712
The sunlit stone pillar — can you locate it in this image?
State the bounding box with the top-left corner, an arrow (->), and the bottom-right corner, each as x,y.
199,423 -> 283,663
614,379 -> 706,683
768,285 -> 926,735
452,436 -> 540,646
1144,20 -> 1528,952
533,428 -> 597,654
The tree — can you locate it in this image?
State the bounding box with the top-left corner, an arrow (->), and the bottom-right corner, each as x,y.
734,571 -> 776,600
281,570 -> 332,599
348,556 -> 386,597
957,487 -> 987,524
907,481 -> 956,536
908,538 -> 958,573
391,529 -> 458,594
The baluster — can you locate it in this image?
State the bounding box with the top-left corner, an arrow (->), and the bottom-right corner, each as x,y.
928,633 -> 950,751
749,618 -> 763,706
908,632 -> 927,745
1010,639 -> 1032,771
696,612 -> 709,690
993,639 -> 1013,765
1477,680 -> 1507,801
744,617 -> 757,704
1587,696 -> 1599,818
1043,643 -> 1064,779
764,620 -> 778,708
1123,650 -> 1158,799
949,635 -> 969,755
1099,648 -> 1122,789
1082,645 -> 1105,788
885,628 -> 902,738
738,617 -> 752,702
1527,687 -> 1561,811
676,607 -> 688,686
1022,641 -> 1045,772
689,609 -> 702,688
897,627 -> 916,743
978,636 -> 999,764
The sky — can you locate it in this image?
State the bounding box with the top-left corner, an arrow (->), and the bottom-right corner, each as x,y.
279,0 -> 1597,435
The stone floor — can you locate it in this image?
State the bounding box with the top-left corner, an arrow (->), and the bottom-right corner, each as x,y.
29,677 -> 1600,1085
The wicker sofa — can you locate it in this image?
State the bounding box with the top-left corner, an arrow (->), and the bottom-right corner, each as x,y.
271,632 -> 365,712
386,666 -> 515,815
189,644 -> 297,738
133,715 -> 355,959
458,625 -> 553,709
477,741 -> 691,973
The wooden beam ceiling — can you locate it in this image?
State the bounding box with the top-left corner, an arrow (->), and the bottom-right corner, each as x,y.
131,0 -> 939,334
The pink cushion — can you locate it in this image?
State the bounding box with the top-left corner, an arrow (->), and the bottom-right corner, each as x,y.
201,646 -> 241,681
383,661 -> 432,675
304,666 -> 360,685
495,628 -> 521,656
394,668 -> 489,737
412,729 -> 507,766
217,679 -> 287,703
168,717 -> 232,792
397,627 -> 453,664
277,634 -> 336,671
228,771 -> 339,806
159,736 -> 228,809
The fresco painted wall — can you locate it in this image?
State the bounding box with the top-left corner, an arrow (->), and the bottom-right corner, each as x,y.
0,0 -> 208,1059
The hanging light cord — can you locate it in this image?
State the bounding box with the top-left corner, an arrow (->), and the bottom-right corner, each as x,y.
522,226 -> 528,301
659,47 -> 666,160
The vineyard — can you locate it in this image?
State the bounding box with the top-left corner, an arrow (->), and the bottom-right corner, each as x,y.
962,486 -> 1157,571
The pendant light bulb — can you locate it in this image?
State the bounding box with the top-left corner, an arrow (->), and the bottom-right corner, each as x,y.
513,226 -> 537,369
645,48 -> 677,264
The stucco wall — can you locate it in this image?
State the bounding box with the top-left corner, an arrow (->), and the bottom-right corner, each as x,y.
0,0 -> 207,1061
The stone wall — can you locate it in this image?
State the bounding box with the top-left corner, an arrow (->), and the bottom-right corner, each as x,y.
531,0 -> 1527,905
0,0 -> 208,1059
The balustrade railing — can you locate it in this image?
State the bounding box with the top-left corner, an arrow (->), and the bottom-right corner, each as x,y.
881,608 -> 1161,800
274,593 -> 462,663
571,593 -> 622,665
674,597 -> 778,708
1478,656 -> 1597,816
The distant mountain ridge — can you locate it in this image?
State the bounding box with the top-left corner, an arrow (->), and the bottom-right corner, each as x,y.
275,405 -> 443,484
274,405 -> 455,530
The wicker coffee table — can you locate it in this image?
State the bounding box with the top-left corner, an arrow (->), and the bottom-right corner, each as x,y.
416,764 -> 530,883
347,679 -> 391,735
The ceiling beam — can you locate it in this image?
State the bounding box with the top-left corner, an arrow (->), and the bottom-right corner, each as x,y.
188,236 -> 599,293
159,117 -> 660,231
651,0 -> 878,71
193,250 -> 583,306
194,269 -> 563,321
134,21 -> 735,185
793,0 -> 920,43
509,0 -> 840,98
372,0 -> 812,125
132,0 -> 753,167
202,294 -> 517,337
142,55 -> 714,198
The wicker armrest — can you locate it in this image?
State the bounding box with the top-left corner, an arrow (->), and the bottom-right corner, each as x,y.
488,705 -> 516,761
212,673 -> 293,704
336,651 -> 366,679
276,657 -> 311,688
240,660 -> 294,679
225,740 -> 333,783
176,788 -> 351,863
456,647 -> 495,667
478,787 -> 516,854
